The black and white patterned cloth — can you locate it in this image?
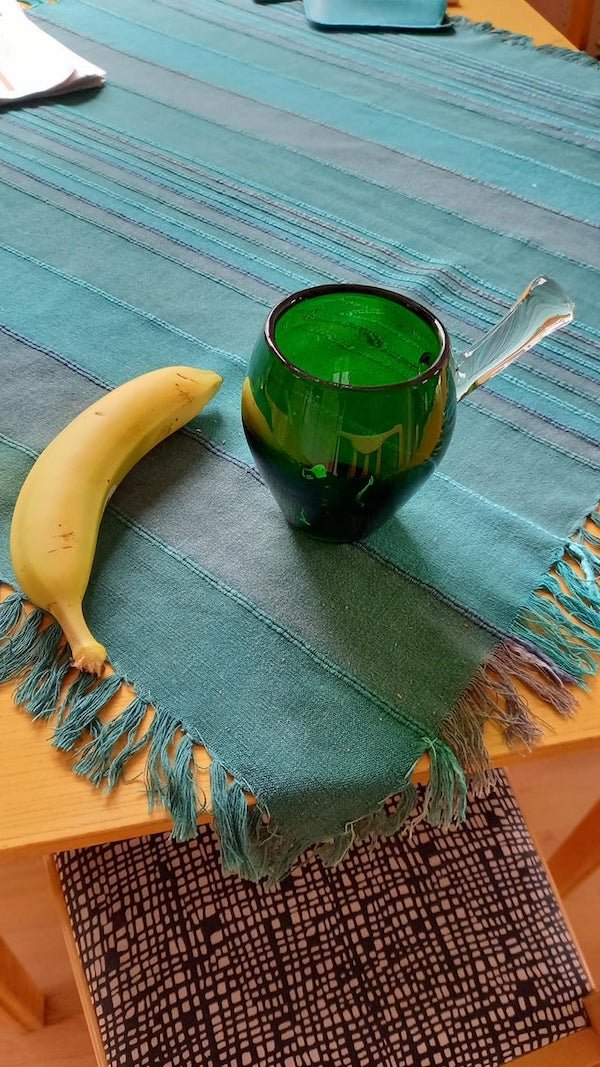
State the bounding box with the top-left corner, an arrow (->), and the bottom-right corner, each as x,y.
55,774 -> 590,1067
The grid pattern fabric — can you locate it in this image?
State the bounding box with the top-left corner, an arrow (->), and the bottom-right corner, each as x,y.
55,774 -> 590,1067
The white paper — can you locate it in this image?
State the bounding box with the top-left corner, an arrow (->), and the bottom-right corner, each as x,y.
0,0 -> 105,105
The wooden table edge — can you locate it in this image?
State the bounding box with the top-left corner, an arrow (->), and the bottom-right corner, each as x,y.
1,698 -> 598,859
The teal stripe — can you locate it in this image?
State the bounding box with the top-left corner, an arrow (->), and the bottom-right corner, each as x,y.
2,184 -> 593,463
467,391 -> 600,471
0,241 -> 253,445
0,144 -> 321,295
1,122 -> 342,282
0,163 -> 285,305
16,53 -> 600,279
65,0 -> 600,127
0,180 -> 271,347
6,127 -> 599,401
0,142 -> 480,350
83,0 -> 600,152
487,374 -> 600,439
10,106 -> 600,356
41,111 -> 597,379
2,119 -> 384,289
35,0 -> 600,222
170,0 -> 599,135
19,105 -> 600,282
0,239 -> 249,368
211,0 -> 600,106
514,359 -> 600,408
3,200 -> 593,463
39,81 -> 600,279
3,111 -> 548,314
2,113 -> 593,446
427,29 -> 599,97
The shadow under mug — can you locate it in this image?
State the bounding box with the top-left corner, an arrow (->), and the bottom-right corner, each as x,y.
241,284 -> 455,543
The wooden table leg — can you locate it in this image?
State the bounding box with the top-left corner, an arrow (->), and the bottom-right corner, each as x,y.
0,934 -> 45,1030
548,800 -> 600,897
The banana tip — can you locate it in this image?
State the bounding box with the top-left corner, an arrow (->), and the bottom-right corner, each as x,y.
72,641 -> 109,676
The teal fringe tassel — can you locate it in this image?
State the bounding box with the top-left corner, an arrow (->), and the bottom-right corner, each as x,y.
52,673 -> 123,751
0,607 -> 44,680
146,711 -> 177,809
512,609 -> 599,682
146,716 -> 204,841
512,540 -> 600,685
422,738 -> 468,828
14,622 -> 72,720
54,671 -> 95,731
72,692 -> 200,835
538,564 -> 600,631
316,829 -> 355,867
73,696 -> 150,787
567,540 -> 600,584
384,783 -> 419,833
167,734 -> 199,841
450,16 -> 599,66
210,762 -> 264,879
105,702 -> 151,791
0,592 -> 25,641
582,527 -> 600,550
349,783 -> 419,847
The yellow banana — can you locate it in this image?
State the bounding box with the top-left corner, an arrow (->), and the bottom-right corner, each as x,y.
10,366 -> 223,674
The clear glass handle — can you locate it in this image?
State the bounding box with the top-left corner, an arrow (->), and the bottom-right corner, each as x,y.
454,277 -> 574,400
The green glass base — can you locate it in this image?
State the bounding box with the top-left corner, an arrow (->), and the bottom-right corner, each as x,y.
245,422 -> 433,543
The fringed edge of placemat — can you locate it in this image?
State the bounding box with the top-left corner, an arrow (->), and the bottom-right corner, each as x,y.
450,15 -> 600,66
439,511 -> 600,794
194,510 -> 600,883
0,509 -> 598,882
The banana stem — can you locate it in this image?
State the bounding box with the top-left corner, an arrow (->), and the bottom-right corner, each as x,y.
53,601 -> 108,676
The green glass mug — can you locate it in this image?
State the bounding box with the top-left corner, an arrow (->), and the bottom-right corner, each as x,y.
242,281 -> 573,542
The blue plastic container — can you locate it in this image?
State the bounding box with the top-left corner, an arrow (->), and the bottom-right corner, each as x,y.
303,0 -> 447,29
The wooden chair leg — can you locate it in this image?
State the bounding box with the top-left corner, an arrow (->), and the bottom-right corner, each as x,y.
0,933 -> 45,1030
587,992 -> 600,1037
44,858 -> 108,1067
548,800 -> 600,896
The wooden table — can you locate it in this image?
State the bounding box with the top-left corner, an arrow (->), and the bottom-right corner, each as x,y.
1,0 -> 590,860
1,0 -> 599,1039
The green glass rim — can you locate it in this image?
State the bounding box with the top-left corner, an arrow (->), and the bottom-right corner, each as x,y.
265,283 -> 451,392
